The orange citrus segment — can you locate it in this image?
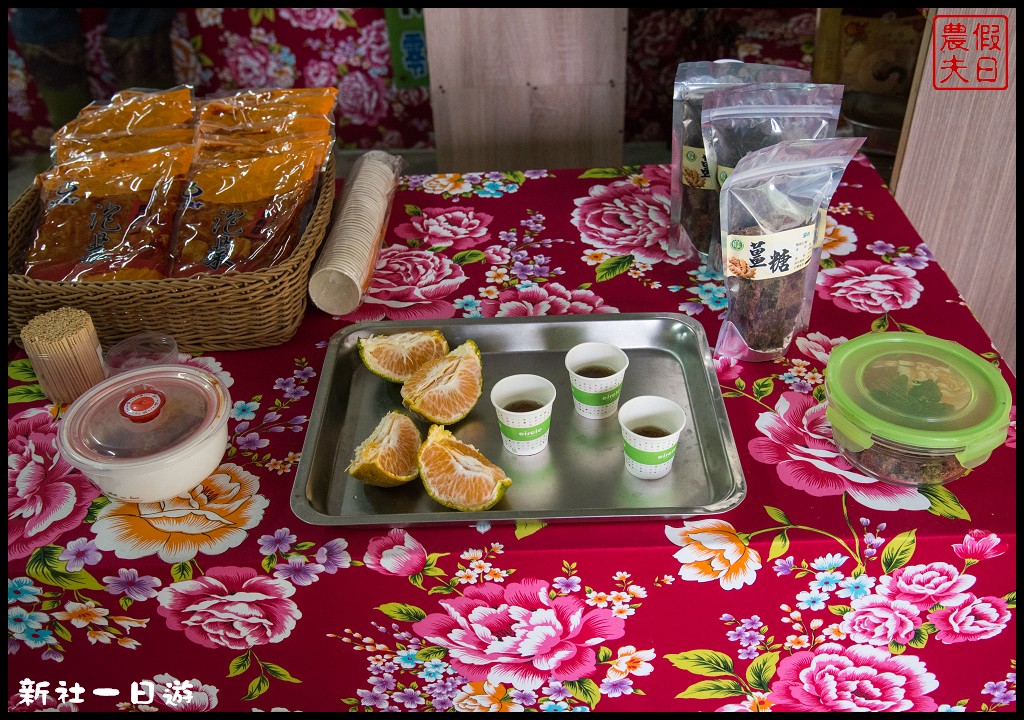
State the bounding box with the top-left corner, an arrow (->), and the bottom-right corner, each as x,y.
418,425 -> 511,511
401,340 -> 482,425
347,411 -> 423,487
358,330 -> 449,383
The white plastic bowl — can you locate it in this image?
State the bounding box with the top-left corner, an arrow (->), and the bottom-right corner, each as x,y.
57,364 -> 231,503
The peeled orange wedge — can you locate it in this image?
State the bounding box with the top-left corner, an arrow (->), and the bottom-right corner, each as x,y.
358,330 -> 449,383
401,340 -> 482,425
347,411 -> 423,487
418,425 -> 512,512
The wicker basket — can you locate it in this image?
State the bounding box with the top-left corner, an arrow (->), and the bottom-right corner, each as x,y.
8,154 -> 335,353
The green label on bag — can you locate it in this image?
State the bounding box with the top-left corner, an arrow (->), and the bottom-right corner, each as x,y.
623,442 -> 677,465
681,144 -> 716,190
499,417 -> 551,442
571,385 -> 621,407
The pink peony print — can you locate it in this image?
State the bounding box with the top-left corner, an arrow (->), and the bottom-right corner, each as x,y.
769,642 -> 938,711
571,167 -> 683,266
393,207 -> 494,251
479,282 -> 619,317
142,673 -> 219,711
839,595 -> 922,646
363,529 -> 428,577
279,7 -> 338,30
929,593 -> 1011,643
876,562 -> 975,611
748,392 -> 930,511
412,577 -> 625,691
714,354 -> 742,384
794,331 -> 847,365
342,245 -> 468,322
816,259 -> 923,313
357,18 -> 393,69
8,408 -> 102,560
337,70 -> 389,126
225,37 -> 282,88
156,566 -> 300,651
8,691 -> 76,712
952,529 -> 1007,562
304,59 -> 338,88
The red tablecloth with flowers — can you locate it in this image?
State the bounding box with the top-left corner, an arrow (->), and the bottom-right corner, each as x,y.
7,157 -> 1016,712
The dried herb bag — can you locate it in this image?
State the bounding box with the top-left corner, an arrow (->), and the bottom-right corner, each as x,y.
700,82 -> 843,273
715,137 -> 865,362
668,61 -> 809,262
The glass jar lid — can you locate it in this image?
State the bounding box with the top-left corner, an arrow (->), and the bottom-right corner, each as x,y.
58,365 -> 230,469
825,333 -> 1012,464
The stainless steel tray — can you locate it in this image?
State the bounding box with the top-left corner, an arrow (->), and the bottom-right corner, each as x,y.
290,313 -> 746,526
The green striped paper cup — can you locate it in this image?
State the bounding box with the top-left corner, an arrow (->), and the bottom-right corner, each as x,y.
618,395 -> 686,479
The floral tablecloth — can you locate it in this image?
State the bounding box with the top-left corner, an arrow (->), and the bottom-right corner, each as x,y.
7,157 -> 1016,712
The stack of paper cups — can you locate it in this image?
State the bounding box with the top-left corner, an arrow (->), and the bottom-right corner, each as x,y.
308,150 -> 404,316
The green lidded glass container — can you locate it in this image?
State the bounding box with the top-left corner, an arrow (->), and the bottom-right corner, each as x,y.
824,332 -> 1012,487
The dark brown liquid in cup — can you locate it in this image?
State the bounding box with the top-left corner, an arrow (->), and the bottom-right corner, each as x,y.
575,364 -> 616,378
632,425 -> 670,438
504,399 -> 544,413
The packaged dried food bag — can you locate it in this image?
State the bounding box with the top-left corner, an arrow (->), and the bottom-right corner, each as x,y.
56,86 -> 195,137
195,116 -> 335,175
714,137 -> 865,362
53,124 -> 195,164
169,147 -> 320,278
23,145 -> 194,282
700,82 -> 844,273
197,88 -> 338,127
196,133 -> 332,167
196,115 -> 333,143
669,61 -> 809,262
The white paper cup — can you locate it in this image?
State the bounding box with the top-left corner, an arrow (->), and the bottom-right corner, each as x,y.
490,374 -> 556,455
618,395 -> 686,479
565,342 -> 629,419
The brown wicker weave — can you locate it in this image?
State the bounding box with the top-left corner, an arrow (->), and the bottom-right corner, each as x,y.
8,155 -> 335,353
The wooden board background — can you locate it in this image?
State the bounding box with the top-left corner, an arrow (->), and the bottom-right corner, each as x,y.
423,9 -> 628,173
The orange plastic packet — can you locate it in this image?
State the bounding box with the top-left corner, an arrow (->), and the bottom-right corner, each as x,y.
196,133 -> 333,175
197,88 -> 338,127
170,147 -> 320,277
24,145 -> 195,282
53,124 -> 196,164
58,86 -> 195,137
196,116 -> 333,168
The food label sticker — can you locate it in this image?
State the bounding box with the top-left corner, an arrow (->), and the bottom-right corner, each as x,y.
681,145 -> 717,190
724,223 -> 816,280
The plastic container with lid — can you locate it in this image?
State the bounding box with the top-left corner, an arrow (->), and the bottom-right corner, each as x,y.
105,332 -> 179,375
57,364 -> 231,503
824,332 -> 1012,487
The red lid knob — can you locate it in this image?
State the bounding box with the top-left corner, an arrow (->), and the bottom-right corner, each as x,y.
119,386 -> 166,423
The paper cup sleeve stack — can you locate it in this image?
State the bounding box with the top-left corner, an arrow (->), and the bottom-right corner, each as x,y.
308,150 -> 405,316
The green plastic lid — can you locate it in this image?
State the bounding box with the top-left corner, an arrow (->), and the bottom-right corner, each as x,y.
825,333 -> 1012,466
